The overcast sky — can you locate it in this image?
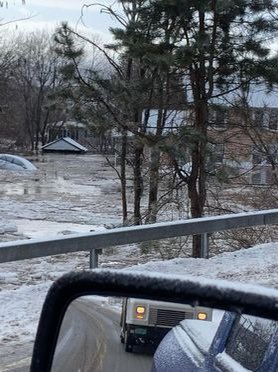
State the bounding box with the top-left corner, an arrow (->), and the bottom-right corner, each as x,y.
1,0 -> 117,41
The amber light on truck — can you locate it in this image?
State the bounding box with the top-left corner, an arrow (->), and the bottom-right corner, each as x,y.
197,312 -> 207,320
136,306 -> 146,319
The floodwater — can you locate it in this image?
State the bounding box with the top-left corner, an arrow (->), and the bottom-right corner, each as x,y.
0,175 -> 101,196
0,153 -> 124,240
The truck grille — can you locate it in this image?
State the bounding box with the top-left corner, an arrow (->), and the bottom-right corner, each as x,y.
149,308 -> 193,327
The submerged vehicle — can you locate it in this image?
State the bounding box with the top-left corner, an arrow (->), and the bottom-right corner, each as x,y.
0,154 -> 37,171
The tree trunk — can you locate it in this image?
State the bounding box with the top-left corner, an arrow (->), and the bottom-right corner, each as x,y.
188,10 -> 209,257
146,146 -> 160,224
188,100 -> 208,257
120,129 -> 128,224
133,144 -> 143,224
145,86 -> 165,224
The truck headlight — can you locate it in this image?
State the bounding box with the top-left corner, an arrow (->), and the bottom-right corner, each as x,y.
197,312 -> 207,320
136,306 -> 146,319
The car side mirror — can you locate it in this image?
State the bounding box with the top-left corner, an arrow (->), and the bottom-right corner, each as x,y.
30,270 -> 278,372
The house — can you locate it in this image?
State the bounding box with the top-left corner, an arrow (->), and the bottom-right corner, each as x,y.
141,105 -> 278,185
41,137 -> 88,153
208,105 -> 278,185
45,120 -> 115,154
46,121 -> 89,145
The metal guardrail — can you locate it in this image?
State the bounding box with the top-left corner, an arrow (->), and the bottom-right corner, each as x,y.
0,209 -> 277,268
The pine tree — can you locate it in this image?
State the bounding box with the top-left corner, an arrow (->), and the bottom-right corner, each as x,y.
54,1 -> 278,256
122,0 -> 278,256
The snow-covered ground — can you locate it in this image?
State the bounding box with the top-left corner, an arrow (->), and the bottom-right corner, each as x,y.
1,242 -> 278,370
0,153 -> 277,370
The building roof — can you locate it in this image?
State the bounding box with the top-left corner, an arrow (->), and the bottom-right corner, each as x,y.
41,137 -> 88,153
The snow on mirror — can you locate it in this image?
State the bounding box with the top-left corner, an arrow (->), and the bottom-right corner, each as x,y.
50,296 -> 278,372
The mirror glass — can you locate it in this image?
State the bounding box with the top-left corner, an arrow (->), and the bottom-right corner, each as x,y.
221,314 -> 277,370
51,296 -> 277,372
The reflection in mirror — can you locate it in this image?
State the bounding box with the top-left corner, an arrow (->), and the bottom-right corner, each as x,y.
220,314 -> 277,371
51,296 -> 213,372
153,311 -> 278,372
51,295 -> 278,372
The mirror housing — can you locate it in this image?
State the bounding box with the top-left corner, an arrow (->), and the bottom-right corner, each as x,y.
30,269 -> 278,372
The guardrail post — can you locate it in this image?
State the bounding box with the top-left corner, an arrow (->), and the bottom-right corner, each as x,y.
201,233 -> 209,259
90,249 -> 98,269
89,248 -> 102,269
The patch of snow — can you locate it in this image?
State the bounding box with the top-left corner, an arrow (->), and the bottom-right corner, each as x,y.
0,272 -> 19,284
15,219 -> 103,239
0,221 -> 17,234
178,310 -> 224,354
127,242 -> 278,289
0,283 -> 50,345
173,324 -> 205,366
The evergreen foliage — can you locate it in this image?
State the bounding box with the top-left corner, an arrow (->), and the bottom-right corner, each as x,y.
53,0 -> 278,256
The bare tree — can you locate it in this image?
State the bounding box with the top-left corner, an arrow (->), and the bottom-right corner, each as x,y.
12,31 -> 66,151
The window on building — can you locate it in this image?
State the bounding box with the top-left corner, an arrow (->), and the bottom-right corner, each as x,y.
269,111 -> 278,130
207,143 -> 225,166
252,151 -> 264,165
215,109 -> 227,127
209,108 -> 227,128
253,110 -> 264,128
214,143 -> 225,163
252,171 -> 263,184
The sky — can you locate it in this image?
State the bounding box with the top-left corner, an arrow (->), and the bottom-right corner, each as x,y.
1,1 -> 278,107
1,0 -> 117,41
